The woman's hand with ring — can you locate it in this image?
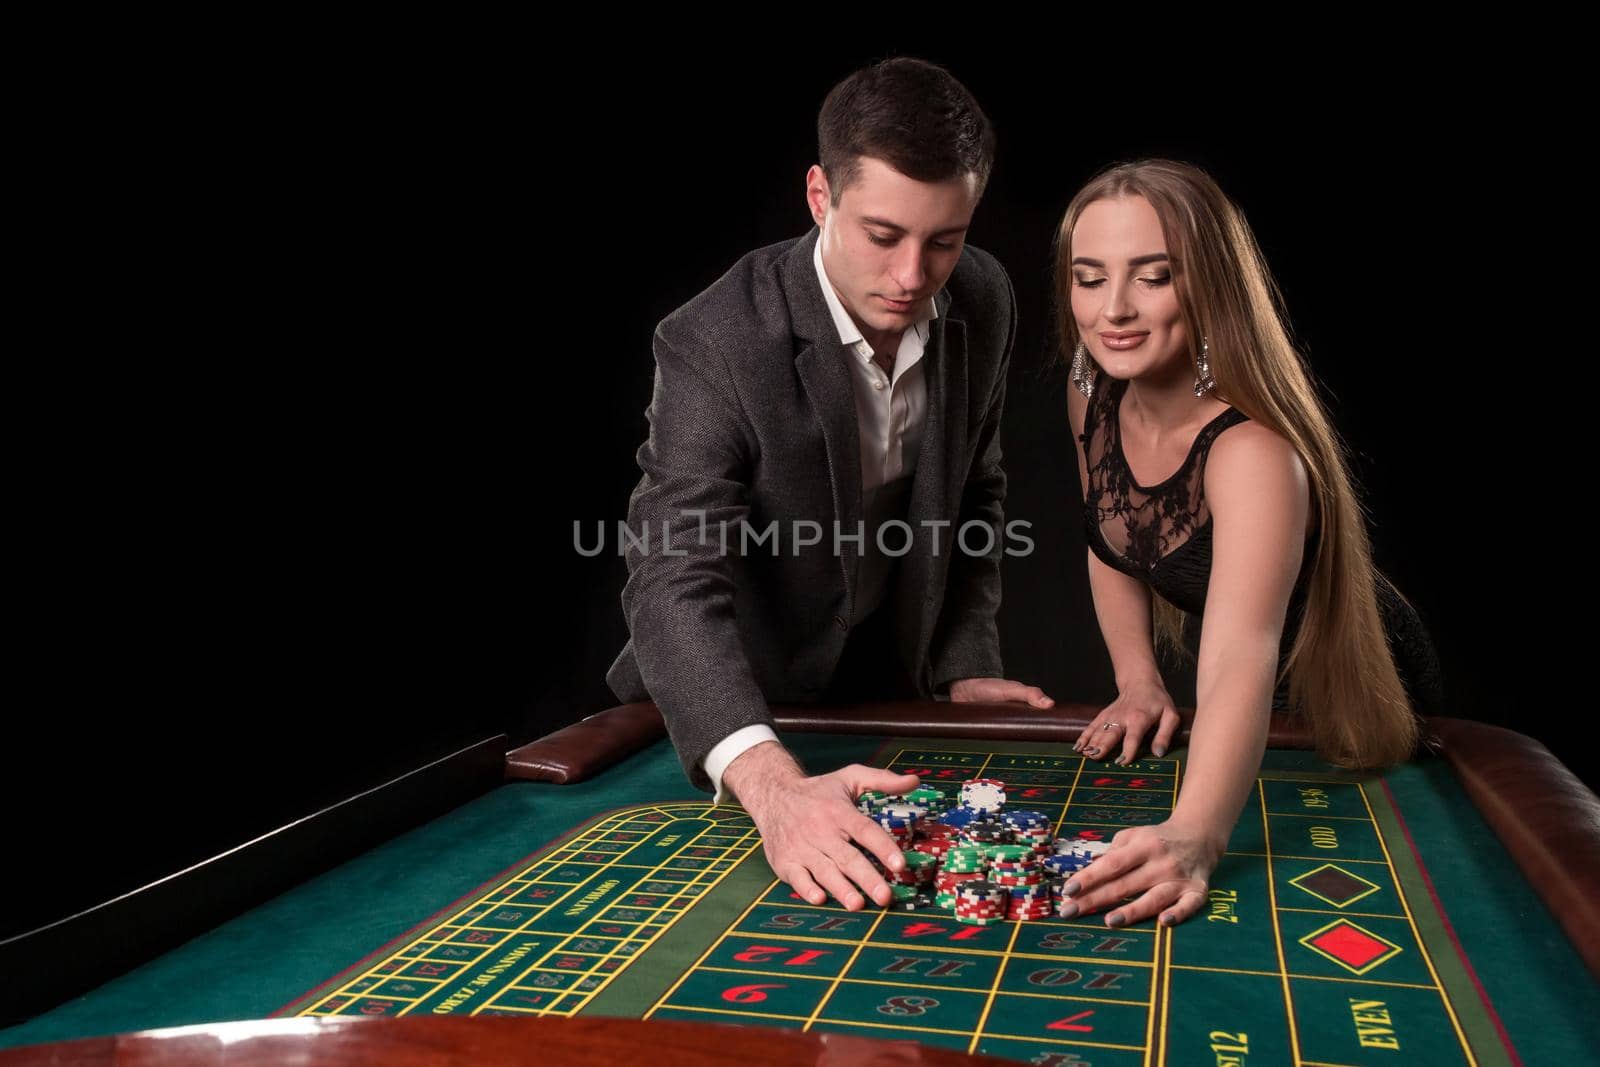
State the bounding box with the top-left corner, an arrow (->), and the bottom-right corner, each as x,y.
1073,677 -> 1181,764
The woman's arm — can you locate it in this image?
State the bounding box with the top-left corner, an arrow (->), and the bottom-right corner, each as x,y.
1062,419 -> 1310,928
1169,422 -> 1309,842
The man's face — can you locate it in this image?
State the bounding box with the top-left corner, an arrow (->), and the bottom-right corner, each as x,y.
806,156 -> 980,347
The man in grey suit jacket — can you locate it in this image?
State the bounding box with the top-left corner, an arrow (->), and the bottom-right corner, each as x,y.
608,57 -> 1053,912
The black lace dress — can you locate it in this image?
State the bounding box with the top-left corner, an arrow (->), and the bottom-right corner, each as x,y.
1078,368 -> 1444,714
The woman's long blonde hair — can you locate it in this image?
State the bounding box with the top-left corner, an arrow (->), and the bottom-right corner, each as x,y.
1054,159 -> 1420,769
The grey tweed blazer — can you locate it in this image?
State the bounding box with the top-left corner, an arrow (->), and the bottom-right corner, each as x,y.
607,226 -> 1015,790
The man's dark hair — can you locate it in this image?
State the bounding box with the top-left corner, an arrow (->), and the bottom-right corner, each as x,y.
817,56 -> 996,206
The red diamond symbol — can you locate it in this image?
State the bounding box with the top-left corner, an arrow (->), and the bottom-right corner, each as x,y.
1301,920 -> 1402,974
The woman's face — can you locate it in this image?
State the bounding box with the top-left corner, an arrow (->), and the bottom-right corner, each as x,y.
1069,195 -> 1190,382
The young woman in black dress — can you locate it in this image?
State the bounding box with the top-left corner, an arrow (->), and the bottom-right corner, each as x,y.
1057,159 -> 1442,929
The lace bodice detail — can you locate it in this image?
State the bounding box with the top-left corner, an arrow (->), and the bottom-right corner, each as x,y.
1079,369 -> 1250,615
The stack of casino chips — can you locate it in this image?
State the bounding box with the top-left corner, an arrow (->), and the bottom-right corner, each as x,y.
937,806 -> 978,830
904,786 -> 946,814
985,845 -> 1053,921
890,849 -> 938,887
912,822 -> 957,863
1046,875 -> 1071,917
1043,852 -> 1088,878
957,815 -> 1011,848
1004,810 -> 1054,854
933,844 -> 989,909
874,802 -> 925,849
881,847 -> 938,910
889,884 -> 935,910
1051,837 -> 1111,866
1044,839 -> 1109,917
953,879 -> 1007,924
857,790 -> 892,815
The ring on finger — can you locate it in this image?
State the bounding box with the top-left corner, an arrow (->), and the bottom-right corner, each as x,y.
1101,721 -> 1122,732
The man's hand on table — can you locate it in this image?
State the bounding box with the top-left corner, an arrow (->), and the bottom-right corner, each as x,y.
948,677 -> 1055,708
722,741 -> 920,911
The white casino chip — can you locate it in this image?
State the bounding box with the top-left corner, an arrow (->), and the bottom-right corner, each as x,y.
959,780 -> 1007,813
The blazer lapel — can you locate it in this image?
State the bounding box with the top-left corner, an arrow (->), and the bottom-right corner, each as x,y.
782,230 -> 864,608
912,295 -> 969,535
795,344 -> 864,591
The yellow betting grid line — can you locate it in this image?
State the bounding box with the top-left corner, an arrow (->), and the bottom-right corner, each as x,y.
824,1015 -> 1149,1052
1288,973 -> 1441,991
1060,784 -> 1170,796
726,914 -> 1155,965
518,819 -> 740,970
960,742 -> 1007,1057
507,818 -> 763,1015
1145,915 -> 1171,1062
1168,963 -> 1441,990
553,807 -> 745,863
1158,923 -> 1174,1067
1042,798 -> 1164,813
979,1030 -> 1147,1053
1260,779 -> 1306,1067
404,809 -> 710,1007
965,918 -> 1024,1055
536,820 -> 765,1016
1047,746 -> 1088,842
1252,854 -> 1391,866
692,964 -> 1148,1007
303,875 -> 592,1014
1150,747 -> 1183,1067
825,1016 -> 1023,1042
643,875 -> 776,1019
896,744 -> 1175,765
1148,750 -> 1182,1067
1354,782 -> 1478,1066
306,808 -> 684,1011
521,818 -> 761,1014
800,893 -> 894,1031
654,1002 -> 813,1024
372,817 -> 677,1015
1276,906 -> 1408,921
308,804 -> 756,1018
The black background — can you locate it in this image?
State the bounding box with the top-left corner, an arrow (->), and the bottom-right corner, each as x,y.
5,44 -> 1576,940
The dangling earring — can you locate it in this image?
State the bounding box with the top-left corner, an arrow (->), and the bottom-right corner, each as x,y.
1193,335 -> 1216,398
1070,340 -> 1096,399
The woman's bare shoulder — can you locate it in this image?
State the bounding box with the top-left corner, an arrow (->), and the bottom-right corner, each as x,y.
1206,420 -> 1310,521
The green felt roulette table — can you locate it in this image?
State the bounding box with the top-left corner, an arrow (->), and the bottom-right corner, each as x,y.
2,702 -> 1595,1066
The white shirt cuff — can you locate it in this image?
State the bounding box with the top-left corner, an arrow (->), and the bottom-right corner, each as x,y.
704,724 -> 780,805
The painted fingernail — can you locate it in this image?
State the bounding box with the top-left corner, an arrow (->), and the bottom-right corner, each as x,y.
1161,913 -> 1175,926
1106,914 -> 1125,929
1057,901 -> 1078,919
1063,880 -> 1080,897
1153,745 -> 1166,757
